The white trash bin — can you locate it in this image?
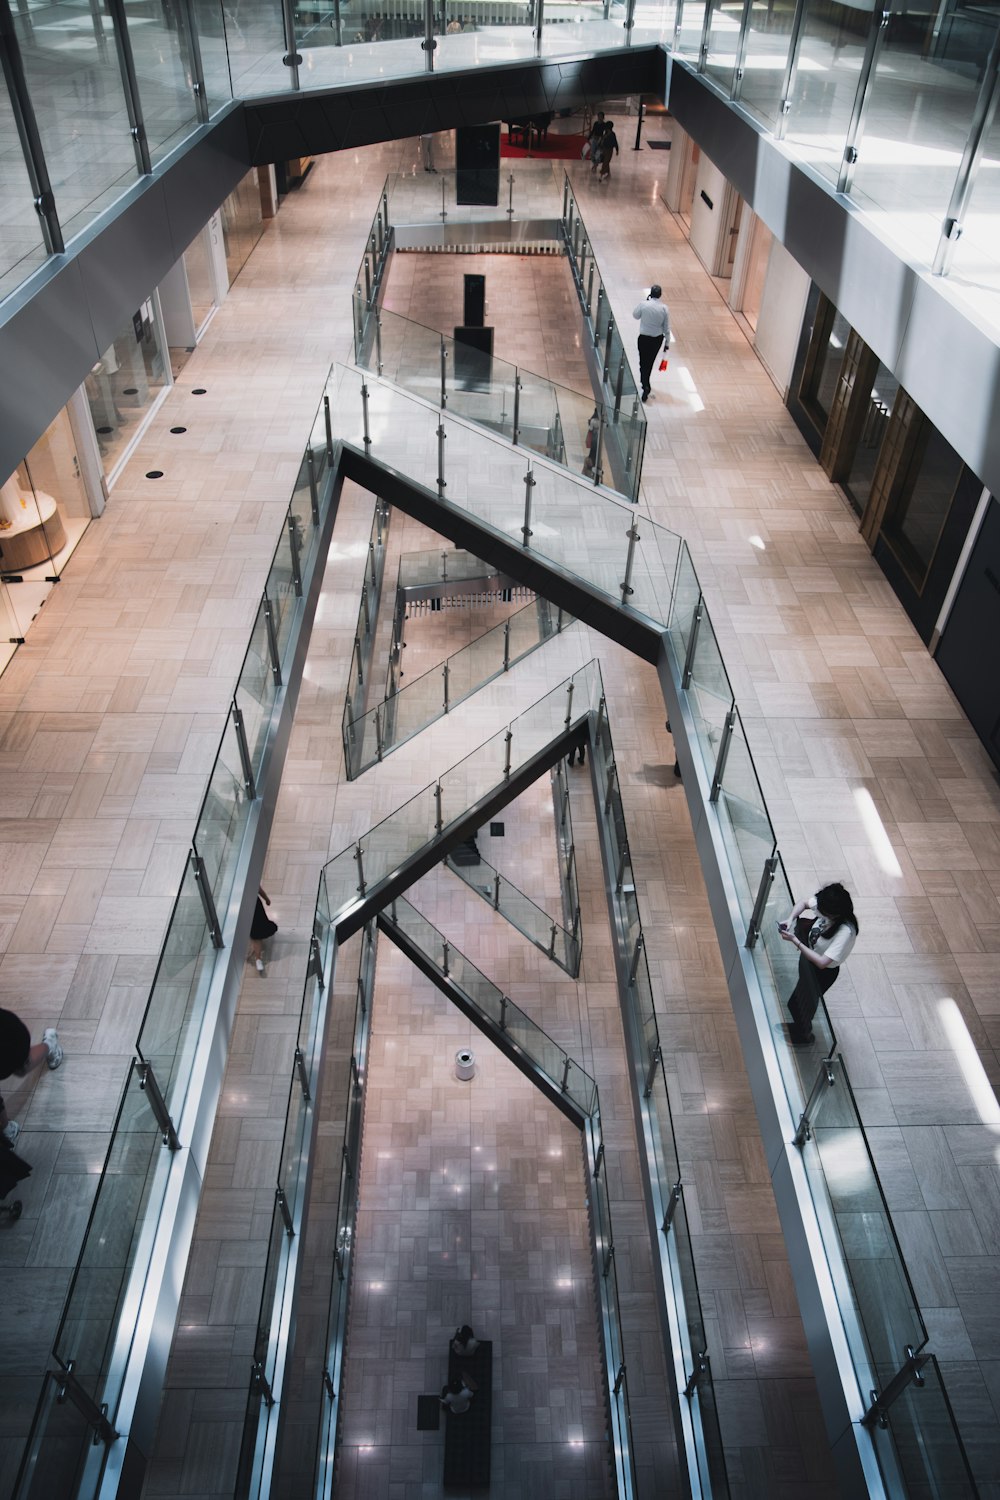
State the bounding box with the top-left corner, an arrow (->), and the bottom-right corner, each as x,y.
455,1047 -> 475,1081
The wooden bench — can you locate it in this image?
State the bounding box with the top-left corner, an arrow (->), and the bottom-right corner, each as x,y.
443,1338 -> 493,1489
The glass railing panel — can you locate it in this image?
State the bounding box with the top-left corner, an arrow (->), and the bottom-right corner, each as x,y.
11,1369 -> 103,1500
871,1353 -> 978,1500
735,3 -> 796,130
686,608 -> 733,784
783,0 -> 869,187
462,616 -> 508,686
848,36 -> 978,270
715,710 -> 776,928
289,449 -> 318,567
0,92 -> 47,300
951,100 -> 1000,304
375,308 -> 446,405
703,0 -> 738,96
324,781 -> 440,923
135,856 -> 214,1119
437,724 -> 508,827
266,511 -> 299,662
668,540 -> 700,652
501,999 -> 567,1084
337,367 -> 671,617
812,1063 -> 926,1368
193,711 -> 251,912
235,598 -> 279,781
386,165 -> 559,227
447,347 -> 516,440
52,1062 -> 166,1388
15,11 -> 139,255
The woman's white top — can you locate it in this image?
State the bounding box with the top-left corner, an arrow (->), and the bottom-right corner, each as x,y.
806,896 -> 857,966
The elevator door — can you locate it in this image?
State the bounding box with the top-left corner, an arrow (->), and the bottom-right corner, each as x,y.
936,496 -> 1000,772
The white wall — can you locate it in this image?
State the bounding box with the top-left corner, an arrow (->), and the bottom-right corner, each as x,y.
753,237 -> 811,399
688,153 -> 728,276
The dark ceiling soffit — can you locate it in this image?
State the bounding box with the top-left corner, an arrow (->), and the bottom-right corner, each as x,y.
377,910 -> 586,1127
243,47 -> 666,162
339,444 -> 664,664
333,717 -> 585,942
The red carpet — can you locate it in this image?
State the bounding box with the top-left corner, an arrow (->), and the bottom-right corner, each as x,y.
500,132 -> 588,161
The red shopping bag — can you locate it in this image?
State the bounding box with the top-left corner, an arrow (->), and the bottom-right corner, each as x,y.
658,357 -> 669,372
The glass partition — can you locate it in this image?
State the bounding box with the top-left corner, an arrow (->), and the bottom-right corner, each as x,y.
345,592 -> 568,777
12,1062 -> 166,1500
0,87 -> 47,298
379,892 -> 634,1493
444,842 -> 580,976
783,0 -> 871,186
735,1 -> 797,131
332,661 -> 602,925
561,177 -> 647,498
11,394 -> 339,1500
322,368 -> 976,1493
848,20 -> 983,270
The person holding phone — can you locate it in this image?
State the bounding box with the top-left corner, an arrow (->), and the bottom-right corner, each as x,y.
779,883 -> 858,1044
633,285 -> 670,404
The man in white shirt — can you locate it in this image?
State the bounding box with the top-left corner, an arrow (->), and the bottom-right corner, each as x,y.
633,285 -> 670,403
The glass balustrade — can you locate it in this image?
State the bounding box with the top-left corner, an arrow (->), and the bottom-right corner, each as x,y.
10,393 -> 338,1500
379,893 -> 633,1494
344,591 -> 569,777
444,842 -> 580,975
326,364 -> 978,1493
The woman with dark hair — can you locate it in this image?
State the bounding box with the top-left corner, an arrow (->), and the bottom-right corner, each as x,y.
779,882 -> 858,1044
451,1324 -> 479,1356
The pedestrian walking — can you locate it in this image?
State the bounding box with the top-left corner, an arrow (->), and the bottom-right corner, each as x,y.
249,885 -> 278,975
0,1008 -> 63,1145
597,121 -> 619,181
633,285 -> 671,402
585,110 -> 605,170
779,883 -> 858,1044
420,133 -> 437,173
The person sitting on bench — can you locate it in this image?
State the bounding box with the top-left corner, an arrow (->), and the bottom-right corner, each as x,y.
440,1375 -> 474,1414
450,1325 -> 479,1357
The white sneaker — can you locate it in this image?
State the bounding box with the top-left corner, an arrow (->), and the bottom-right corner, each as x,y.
2,1119 -> 20,1145
256,958 -> 265,974
43,1028 -> 64,1070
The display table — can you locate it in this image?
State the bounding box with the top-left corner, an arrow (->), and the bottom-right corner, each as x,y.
0,491 -> 66,571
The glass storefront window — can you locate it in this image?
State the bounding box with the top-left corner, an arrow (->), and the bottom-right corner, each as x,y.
220,172 -> 264,286
848,15 -> 982,270
880,420 -> 972,591
0,406 -> 95,648
741,218 -> 772,332
784,0 -> 872,186
796,295 -> 852,435
843,362 -> 899,517
85,302 -> 169,477
183,227 -> 216,333
13,0 -> 139,245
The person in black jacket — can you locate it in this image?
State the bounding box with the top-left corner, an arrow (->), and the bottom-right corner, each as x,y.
0,1007 -> 63,1145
